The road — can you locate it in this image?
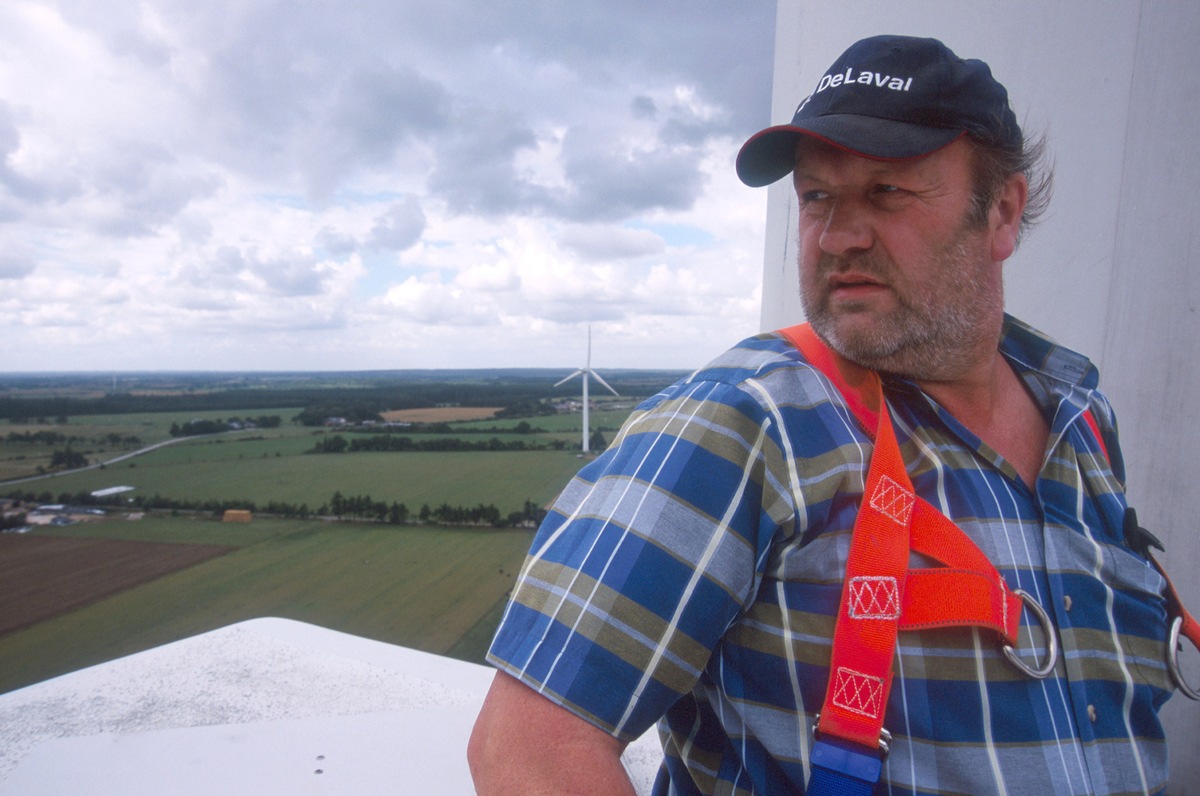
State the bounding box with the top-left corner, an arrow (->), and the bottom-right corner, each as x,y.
1,433 -> 223,488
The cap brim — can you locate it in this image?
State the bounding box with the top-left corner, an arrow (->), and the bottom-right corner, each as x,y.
735,116 -> 964,187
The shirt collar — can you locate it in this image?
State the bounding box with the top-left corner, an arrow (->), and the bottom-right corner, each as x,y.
998,313 -> 1099,392
877,314 -> 1100,411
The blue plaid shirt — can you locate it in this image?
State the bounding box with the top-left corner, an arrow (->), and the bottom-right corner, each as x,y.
488,316 -> 1173,795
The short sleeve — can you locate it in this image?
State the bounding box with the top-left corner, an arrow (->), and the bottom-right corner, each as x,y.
486,376 -> 789,741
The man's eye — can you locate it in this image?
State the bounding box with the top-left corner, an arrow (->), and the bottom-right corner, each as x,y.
799,190 -> 828,203
875,184 -> 900,194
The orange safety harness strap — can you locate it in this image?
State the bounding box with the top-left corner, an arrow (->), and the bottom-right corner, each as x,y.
779,323 -> 1023,752
1084,412 -> 1200,679
777,322 -> 1200,789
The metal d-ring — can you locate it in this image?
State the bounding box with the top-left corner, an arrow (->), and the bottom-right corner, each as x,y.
1168,616 -> 1200,700
1002,589 -> 1059,680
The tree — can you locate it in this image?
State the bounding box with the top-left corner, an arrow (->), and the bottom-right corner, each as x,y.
50,447 -> 88,470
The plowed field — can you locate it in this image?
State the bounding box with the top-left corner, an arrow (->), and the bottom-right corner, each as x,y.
0,535 -> 233,636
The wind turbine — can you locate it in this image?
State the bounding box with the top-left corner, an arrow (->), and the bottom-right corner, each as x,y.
555,326 -> 619,454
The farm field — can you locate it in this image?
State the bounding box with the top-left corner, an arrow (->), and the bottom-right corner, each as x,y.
15,440 -> 588,514
380,406 -> 502,423
452,404 -> 637,435
0,534 -> 234,635
0,382 -> 655,697
0,408 -> 301,482
0,400 -> 636,512
0,516 -> 534,695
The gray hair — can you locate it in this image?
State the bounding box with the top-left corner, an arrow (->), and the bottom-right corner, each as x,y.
966,131 -> 1054,245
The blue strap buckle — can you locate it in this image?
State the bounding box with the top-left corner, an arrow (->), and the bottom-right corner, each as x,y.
810,737 -> 884,784
807,715 -> 890,795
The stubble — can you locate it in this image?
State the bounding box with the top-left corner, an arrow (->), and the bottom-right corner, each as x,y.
801,224 -> 1003,382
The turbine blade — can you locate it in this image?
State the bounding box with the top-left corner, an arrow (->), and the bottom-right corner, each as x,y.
590,370 -> 620,397
554,370 -> 584,387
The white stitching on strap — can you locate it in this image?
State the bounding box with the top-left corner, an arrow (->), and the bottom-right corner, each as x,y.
869,474 -> 914,525
848,576 -> 901,619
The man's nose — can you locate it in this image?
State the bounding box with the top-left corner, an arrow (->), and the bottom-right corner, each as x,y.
818,201 -> 873,256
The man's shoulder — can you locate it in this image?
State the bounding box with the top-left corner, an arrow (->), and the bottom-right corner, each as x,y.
688,330 -> 808,385
651,330 -> 838,407
635,330 -> 865,437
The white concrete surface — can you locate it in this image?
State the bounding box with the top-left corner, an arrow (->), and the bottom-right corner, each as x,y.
0,618 -> 663,795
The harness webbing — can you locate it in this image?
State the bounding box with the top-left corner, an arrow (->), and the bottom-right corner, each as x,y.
777,323 -> 1200,794
779,325 -> 1021,752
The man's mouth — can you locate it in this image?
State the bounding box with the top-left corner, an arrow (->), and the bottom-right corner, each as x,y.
830,274 -> 886,291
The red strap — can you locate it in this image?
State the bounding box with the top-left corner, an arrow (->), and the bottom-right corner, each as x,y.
780,322 -> 1200,728
904,499 -> 1020,641
1161,563 -> 1200,649
779,324 -> 1022,749
778,324 -> 1025,637
1082,408 -> 1108,462
787,324 -> 881,436
817,395 -> 911,747
1081,406 -> 1200,655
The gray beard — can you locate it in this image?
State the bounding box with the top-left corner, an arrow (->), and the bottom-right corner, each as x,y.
801,236 -> 1002,382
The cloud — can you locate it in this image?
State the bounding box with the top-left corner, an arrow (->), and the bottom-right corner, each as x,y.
559,131 -> 708,220
631,96 -> 657,121
368,197 -> 427,251
303,64 -> 451,200
90,144 -> 221,237
0,1 -> 776,371
380,276 -> 495,326
0,252 -> 37,280
200,245 -> 331,298
556,225 -> 665,261
0,100 -> 81,208
317,227 -> 358,256
426,108 -> 545,216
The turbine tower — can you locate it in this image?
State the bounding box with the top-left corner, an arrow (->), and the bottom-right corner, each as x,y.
555,326 -> 619,453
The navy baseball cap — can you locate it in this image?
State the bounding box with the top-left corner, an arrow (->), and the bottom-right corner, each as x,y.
736,35 -> 1022,187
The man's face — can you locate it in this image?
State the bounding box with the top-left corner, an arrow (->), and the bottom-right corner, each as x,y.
794,139 -> 1005,381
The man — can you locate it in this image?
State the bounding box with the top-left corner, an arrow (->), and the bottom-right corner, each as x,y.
469,35 -> 1177,795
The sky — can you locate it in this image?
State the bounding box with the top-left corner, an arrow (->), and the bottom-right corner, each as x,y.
0,1 -> 777,372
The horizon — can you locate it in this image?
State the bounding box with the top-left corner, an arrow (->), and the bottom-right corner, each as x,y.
0,363 -> 694,379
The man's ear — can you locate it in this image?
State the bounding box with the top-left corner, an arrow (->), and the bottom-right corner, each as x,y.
989,172 -> 1028,262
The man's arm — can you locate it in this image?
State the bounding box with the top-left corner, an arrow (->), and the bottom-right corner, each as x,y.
468,671 -> 636,796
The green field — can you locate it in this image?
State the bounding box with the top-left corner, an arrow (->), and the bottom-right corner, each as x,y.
0,394 -> 646,696
451,404 -> 636,435
0,516 -> 535,694
2,404 -> 627,513
0,398 -> 641,696
15,440 -> 588,514
0,408 -> 301,482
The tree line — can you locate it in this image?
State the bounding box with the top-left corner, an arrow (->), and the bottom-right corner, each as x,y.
1,489 -> 548,530
8,430 -> 143,447
306,434 -> 566,454
0,370 -> 682,421
324,492 -> 546,528
169,416 -> 283,437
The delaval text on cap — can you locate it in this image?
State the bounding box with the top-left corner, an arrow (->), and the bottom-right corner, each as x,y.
735,35 -> 1023,187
